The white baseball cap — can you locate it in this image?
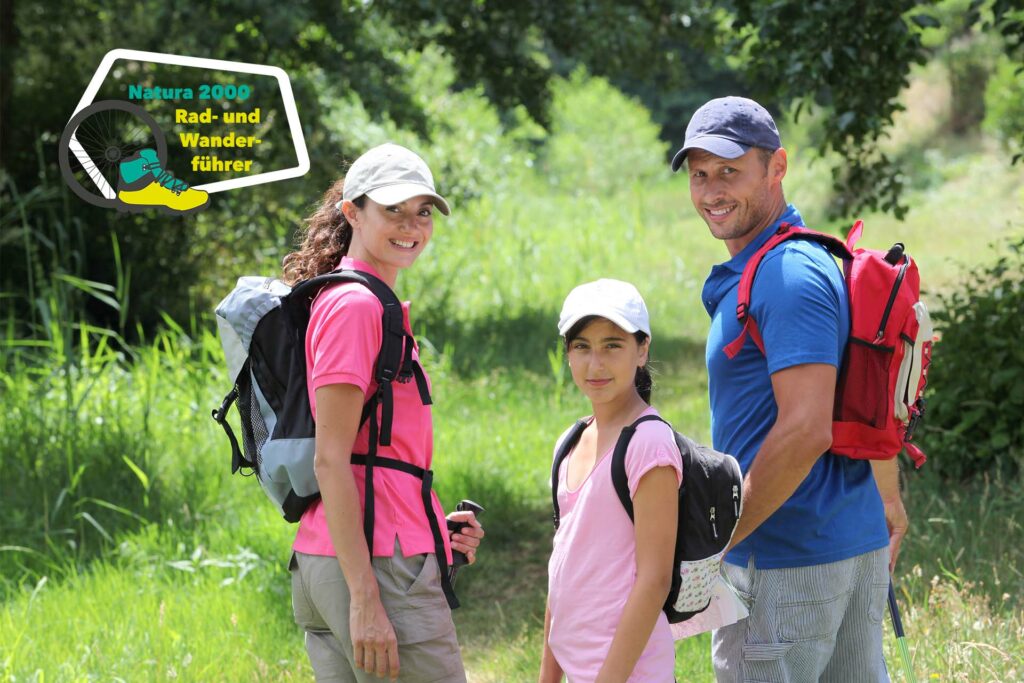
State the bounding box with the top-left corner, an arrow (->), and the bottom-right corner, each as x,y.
341,143 -> 451,215
558,279 -> 651,337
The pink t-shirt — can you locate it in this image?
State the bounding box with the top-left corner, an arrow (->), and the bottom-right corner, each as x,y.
292,256 -> 452,563
547,406 -> 683,683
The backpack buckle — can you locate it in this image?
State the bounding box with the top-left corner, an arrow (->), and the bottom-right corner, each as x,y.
211,387 -> 238,424
905,397 -> 926,441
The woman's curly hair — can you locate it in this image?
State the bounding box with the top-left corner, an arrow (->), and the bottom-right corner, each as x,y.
281,178 -> 365,285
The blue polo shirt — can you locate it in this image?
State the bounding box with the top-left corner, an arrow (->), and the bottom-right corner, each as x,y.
703,204 -> 889,569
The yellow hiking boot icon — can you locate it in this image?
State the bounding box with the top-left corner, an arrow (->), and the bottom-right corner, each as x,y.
117,149 -> 209,214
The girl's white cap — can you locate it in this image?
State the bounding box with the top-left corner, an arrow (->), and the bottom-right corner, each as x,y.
340,143 -> 451,215
558,279 -> 651,337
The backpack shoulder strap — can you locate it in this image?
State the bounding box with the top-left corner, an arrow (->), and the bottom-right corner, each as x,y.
332,270 -> 407,386
288,269 -> 404,381
286,268 -> 400,324
725,223 -> 854,359
551,419 -> 590,529
288,268 -> 418,442
610,414 -> 671,523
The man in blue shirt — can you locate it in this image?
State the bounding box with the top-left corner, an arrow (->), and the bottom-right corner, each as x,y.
671,97 -> 908,682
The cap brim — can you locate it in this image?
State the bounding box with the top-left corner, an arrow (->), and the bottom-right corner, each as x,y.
365,183 -> 451,215
670,136 -> 751,172
558,310 -> 644,337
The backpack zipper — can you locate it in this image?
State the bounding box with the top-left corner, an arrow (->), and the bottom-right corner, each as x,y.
732,485 -> 740,518
876,259 -> 909,341
710,506 -> 718,540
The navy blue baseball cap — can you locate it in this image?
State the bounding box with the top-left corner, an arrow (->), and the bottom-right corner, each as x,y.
670,96 -> 782,172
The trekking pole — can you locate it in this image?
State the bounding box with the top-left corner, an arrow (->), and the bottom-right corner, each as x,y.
888,579 -> 918,683
447,499 -> 485,586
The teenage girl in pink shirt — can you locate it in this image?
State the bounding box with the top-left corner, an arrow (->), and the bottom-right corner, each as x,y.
540,279 -> 682,683
281,144 -> 484,682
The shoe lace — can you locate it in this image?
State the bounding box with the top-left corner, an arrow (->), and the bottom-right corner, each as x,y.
142,162 -> 189,195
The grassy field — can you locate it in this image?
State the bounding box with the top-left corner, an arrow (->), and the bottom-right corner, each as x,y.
3,126 -> 1024,681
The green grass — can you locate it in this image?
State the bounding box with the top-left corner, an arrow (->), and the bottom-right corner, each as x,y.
3,133 -> 1024,681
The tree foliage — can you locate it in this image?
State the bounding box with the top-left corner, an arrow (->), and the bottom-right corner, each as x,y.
3,0 -> 1024,335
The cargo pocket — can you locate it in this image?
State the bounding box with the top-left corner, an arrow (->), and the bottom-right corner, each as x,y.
867,551 -> 891,626
741,641 -> 795,683
868,581 -> 889,625
382,553 -> 455,646
777,591 -> 846,642
401,554 -> 437,601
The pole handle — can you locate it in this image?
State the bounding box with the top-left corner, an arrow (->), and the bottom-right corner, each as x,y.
887,580 -> 905,638
448,499 -> 485,576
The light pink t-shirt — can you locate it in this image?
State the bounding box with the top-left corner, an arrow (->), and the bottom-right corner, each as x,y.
548,406 -> 682,683
292,256 -> 452,563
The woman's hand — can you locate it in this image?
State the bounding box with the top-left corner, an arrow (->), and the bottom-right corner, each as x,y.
446,510 -> 485,564
349,589 -> 400,680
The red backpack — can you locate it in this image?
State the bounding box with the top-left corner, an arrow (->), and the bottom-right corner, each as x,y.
725,220 -> 932,468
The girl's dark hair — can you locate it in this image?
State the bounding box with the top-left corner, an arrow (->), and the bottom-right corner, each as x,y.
564,315 -> 654,404
281,178 -> 366,285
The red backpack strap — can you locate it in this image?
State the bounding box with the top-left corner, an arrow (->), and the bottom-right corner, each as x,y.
724,223 -> 856,359
846,219 -> 865,251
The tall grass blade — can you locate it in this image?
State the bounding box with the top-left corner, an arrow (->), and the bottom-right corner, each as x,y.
75,512 -> 113,544
78,497 -> 149,525
121,455 -> 151,495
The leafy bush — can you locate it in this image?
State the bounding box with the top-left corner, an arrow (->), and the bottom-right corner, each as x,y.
542,67 -> 668,196
0,318 -> 231,594
923,235 -> 1024,479
983,55 -> 1024,162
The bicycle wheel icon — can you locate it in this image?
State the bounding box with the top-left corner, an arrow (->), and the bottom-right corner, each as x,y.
58,100 -> 169,209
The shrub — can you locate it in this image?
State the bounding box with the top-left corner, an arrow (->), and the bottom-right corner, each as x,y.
542,67 -> 668,196
923,235 -> 1024,479
0,320 -> 230,594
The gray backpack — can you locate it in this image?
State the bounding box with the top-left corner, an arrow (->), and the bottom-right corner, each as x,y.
211,268 -> 431,518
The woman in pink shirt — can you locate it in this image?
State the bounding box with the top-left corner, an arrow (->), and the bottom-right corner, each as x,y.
540,280 -> 682,683
281,144 -> 484,682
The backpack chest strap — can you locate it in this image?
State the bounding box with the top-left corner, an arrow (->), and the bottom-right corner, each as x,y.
349,453 -> 459,610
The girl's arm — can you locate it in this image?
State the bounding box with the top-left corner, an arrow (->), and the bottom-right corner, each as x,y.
538,600 -> 564,683
595,466 -> 679,683
314,383 -> 400,681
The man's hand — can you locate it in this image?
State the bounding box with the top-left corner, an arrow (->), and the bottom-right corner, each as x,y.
871,458 -> 908,573
880,493 -> 908,573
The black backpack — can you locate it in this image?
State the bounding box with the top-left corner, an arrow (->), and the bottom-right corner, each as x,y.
551,414 -> 743,623
212,268 -> 458,608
